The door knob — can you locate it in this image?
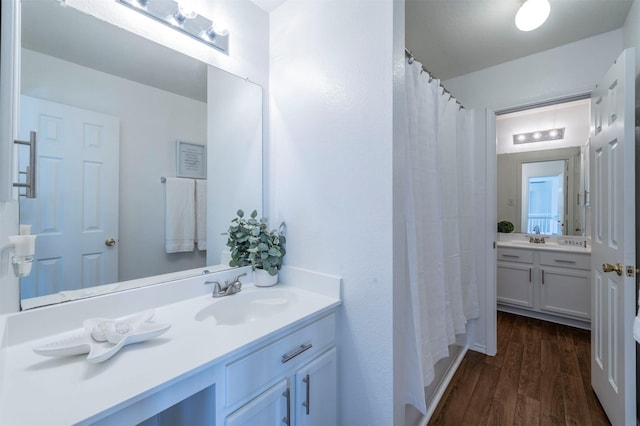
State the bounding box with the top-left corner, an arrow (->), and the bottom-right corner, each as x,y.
105,238 -> 117,247
602,262 -> 622,276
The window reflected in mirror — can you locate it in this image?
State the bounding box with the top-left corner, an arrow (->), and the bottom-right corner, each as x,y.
521,160 -> 566,235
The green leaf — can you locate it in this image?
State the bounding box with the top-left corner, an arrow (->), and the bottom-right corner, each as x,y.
237,209 -> 244,217
250,210 -> 258,218
268,247 -> 281,257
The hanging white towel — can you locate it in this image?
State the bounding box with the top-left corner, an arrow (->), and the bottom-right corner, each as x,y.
165,177 -> 195,253
195,179 -> 207,251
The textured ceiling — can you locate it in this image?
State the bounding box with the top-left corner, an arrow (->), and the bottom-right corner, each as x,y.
406,0 -> 634,80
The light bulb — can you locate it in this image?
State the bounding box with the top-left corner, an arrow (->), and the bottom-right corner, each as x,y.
533,132 -> 542,140
515,0 -> 550,32
204,24 -> 229,40
178,3 -> 197,19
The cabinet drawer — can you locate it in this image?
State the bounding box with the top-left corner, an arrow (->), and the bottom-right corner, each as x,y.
226,313 -> 336,408
539,251 -> 590,270
497,247 -> 533,264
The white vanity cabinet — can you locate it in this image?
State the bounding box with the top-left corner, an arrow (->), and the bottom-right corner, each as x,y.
497,245 -> 591,326
538,251 -> 590,319
496,247 -> 534,308
223,313 -> 337,426
294,347 -> 337,426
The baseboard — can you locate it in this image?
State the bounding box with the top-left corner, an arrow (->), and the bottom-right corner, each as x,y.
497,304 -> 590,330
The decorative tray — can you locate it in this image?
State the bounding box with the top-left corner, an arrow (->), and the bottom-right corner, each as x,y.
33,310 -> 171,363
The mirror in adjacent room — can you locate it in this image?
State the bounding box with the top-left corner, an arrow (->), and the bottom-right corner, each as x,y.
17,0 -> 263,309
496,98 -> 590,236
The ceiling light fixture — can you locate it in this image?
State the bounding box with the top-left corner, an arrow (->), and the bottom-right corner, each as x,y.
515,0 -> 550,32
116,0 -> 229,53
513,127 -> 565,144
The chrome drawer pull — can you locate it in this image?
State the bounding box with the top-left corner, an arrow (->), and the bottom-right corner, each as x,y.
282,343 -> 313,363
554,259 -> 576,264
502,254 -> 520,258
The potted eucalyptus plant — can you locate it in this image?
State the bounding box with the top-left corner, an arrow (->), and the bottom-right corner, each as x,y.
225,209 -> 286,287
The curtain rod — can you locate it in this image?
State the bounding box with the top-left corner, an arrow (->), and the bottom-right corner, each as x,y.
404,48 -> 464,110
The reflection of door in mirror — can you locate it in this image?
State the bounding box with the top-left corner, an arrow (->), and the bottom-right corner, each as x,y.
18,96 -> 120,299
521,160 -> 566,235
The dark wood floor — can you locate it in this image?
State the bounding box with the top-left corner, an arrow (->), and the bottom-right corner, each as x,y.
429,312 -> 610,425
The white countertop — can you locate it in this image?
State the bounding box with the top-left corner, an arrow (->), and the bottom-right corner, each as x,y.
497,240 -> 591,254
0,267 -> 341,425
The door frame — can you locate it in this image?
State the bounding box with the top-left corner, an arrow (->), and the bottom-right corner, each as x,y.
489,92 -> 592,355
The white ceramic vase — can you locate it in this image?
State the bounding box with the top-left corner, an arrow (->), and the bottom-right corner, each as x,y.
254,268 -> 278,287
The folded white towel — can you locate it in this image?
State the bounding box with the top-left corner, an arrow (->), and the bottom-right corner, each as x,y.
195,179 -> 207,251
165,177 -> 195,253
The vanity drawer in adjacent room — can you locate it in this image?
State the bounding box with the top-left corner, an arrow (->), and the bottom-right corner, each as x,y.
225,313 -> 336,409
539,251 -> 590,270
497,247 -> 534,264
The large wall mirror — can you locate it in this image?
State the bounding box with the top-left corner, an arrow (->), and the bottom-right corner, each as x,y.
496,99 -> 590,237
18,0 -> 263,309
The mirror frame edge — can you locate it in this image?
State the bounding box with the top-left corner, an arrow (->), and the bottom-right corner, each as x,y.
1,0 -> 20,202
0,0 -> 22,314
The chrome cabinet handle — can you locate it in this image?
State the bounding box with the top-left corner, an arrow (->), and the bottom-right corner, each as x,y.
529,268 -> 532,282
554,259 -> 576,264
281,343 -> 312,363
542,269 -> 545,284
302,374 -> 310,415
282,388 -> 290,425
502,254 -> 519,258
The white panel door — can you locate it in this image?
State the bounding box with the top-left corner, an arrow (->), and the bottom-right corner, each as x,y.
18,96 -> 119,299
590,49 -> 635,426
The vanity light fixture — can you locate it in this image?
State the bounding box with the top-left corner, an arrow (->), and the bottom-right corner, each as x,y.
513,127 -> 565,144
515,0 -> 551,32
116,0 -> 229,53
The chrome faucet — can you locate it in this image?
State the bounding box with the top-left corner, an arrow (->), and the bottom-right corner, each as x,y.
205,273 -> 246,298
533,225 -> 540,234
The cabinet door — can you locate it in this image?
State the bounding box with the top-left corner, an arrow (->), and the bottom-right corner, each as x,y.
295,348 -> 337,426
497,263 -> 534,308
226,379 -> 289,426
540,268 -> 590,319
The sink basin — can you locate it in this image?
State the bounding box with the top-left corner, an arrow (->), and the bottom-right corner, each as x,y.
194,288 -> 298,325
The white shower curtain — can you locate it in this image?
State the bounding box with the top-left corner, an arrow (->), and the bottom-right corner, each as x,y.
403,57 -> 480,415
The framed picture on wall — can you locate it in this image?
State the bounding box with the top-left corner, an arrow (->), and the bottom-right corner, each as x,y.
176,141 -> 206,179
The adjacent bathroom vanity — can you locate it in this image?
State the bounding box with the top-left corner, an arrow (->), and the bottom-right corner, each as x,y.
496,240 -> 591,328
0,266 -> 341,425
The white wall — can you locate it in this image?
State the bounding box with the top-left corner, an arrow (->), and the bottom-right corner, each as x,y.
445,29 -> 624,111
21,49 -> 207,282
270,1 -> 395,424
0,0 -> 268,312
